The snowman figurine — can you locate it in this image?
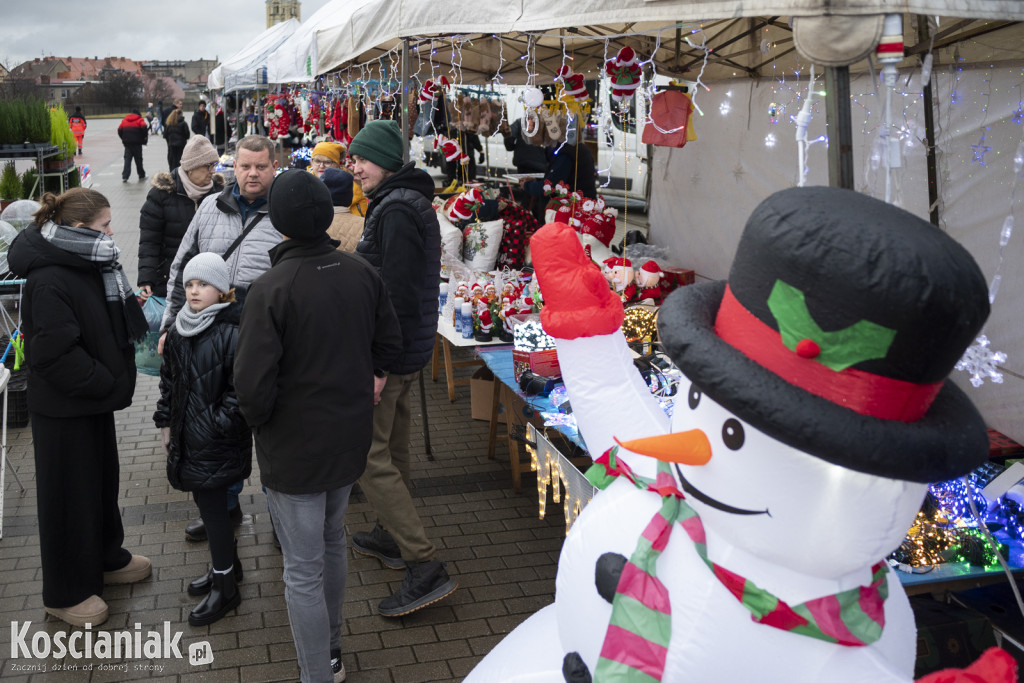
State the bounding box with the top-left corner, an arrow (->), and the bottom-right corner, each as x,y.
466,188 -> 1015,682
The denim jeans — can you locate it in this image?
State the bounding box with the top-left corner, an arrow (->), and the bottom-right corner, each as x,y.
266,484 -> 352,683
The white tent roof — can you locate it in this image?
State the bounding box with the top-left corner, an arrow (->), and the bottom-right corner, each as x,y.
267,0 -> 381,84
208,18 -> 300,92
313,0 -> 1024,81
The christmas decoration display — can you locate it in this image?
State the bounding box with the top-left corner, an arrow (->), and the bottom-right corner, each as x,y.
635,259 -> 664,304
605,46 -> 642,102
467,186 -> 1012,683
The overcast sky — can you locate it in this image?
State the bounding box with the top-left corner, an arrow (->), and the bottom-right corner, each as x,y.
0,0 -> 332,70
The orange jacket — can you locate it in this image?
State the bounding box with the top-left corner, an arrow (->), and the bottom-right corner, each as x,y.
69,114 -> 87,134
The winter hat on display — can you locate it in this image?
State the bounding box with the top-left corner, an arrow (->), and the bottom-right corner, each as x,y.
311,141 -> 345,164
347,120 -> 404,172
268,169 -> 334,241
657,186 -> 991,483
321,167 -> 354,207
179,136 -> 220,172
183,252 -> 230,293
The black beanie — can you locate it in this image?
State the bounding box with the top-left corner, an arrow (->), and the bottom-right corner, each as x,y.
268,169 -> 334,241
321,167 -> 354,207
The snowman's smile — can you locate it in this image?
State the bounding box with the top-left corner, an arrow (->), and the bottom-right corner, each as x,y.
674,465 -> 770,516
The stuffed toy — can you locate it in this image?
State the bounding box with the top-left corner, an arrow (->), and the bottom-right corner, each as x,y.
635,259 -> 664,305
606,45 -> 643,102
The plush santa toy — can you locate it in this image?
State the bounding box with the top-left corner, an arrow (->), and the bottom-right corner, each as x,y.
603,256 -> 636,301
606,46 -> 643,102
555,65 -> 589,102
447,188 -> 484,222
475,298 -> 494,341
635,260 -> 664,305
418,76 -> 450,104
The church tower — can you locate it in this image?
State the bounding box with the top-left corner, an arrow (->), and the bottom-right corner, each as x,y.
266,0 -> 300,28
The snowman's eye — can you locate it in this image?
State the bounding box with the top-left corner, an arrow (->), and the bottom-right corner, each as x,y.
722,419 -> 745,450
687,384 -> 701,410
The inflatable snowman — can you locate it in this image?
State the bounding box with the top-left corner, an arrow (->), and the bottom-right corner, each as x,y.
466,187 -> 1015,682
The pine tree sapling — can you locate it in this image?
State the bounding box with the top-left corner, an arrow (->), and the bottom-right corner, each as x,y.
21,168 -> 39,199
0,162 -> 24,201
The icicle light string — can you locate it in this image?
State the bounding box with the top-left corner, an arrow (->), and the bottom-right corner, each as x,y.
596,37 -> 614,188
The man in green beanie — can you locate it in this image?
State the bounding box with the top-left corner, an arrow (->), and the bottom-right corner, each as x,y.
348,120 -> 457,616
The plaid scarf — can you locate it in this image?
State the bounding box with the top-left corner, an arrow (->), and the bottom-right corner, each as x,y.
587,447 -> 889,682
40,221 -> 149,345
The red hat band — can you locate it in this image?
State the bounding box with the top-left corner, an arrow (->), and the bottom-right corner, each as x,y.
714,285 -> 942,422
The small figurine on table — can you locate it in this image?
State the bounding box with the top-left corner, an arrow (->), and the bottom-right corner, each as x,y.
474,297 -> 494,342
635,260 -> 664,305
603,256 -> 636,302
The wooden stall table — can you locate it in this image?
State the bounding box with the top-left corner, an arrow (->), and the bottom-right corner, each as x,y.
477,346 -> 586,492
431,316 -> 508,402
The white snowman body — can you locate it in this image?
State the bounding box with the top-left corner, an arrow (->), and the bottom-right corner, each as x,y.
467,332 -> 928,682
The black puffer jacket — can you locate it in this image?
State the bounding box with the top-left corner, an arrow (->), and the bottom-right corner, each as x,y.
356,162 -> 441,375
7,226 -> 137,417
137,169 -> 224,296
154,300 -> 252,491
163,119 -> 189,149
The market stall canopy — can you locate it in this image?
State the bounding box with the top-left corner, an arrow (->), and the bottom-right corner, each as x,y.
208,17 -> 300,92
267,0 -> 380,85
310,0 -> 1023,84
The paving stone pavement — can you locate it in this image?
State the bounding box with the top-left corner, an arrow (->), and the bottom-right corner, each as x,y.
0,120 -> 567,682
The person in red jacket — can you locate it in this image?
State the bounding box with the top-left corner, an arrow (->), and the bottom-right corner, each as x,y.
68,107 -> 87,154
118,109 -> 149,182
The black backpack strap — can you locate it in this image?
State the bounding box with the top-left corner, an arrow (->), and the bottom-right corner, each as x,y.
223,212 -> 264,261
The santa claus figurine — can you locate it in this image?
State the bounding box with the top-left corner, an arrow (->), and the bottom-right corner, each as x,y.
555,65 -> 589,102
474,297 -> 494,341
635,259 -> 664,305
606,46 -> 643,102
603,256 -> 636,302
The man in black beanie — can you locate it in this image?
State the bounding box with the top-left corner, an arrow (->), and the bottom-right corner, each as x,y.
348,120 -> 457,617
234,169 -> 402,683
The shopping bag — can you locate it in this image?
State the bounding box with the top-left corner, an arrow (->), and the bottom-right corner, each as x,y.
135,294 -> 165,377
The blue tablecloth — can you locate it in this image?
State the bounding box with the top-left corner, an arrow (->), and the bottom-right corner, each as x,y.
476,346 -> 585,450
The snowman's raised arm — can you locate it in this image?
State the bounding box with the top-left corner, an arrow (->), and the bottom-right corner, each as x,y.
532,223 -> 670,457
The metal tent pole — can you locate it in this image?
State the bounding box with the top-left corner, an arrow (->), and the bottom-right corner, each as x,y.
825,66 -> 854,189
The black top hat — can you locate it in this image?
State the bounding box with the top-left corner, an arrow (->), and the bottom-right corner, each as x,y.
658,186 -> 990,483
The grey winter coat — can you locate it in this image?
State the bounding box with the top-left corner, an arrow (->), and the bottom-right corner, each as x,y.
160,183 -> 282,332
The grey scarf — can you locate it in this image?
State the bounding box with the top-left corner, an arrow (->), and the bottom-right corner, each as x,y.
39,220 -> 149,343
175,302 -> 230,338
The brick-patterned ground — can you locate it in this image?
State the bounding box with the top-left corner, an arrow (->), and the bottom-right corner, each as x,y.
0,121 -> 583,681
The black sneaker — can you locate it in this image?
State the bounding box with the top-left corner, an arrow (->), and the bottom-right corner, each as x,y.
330,649 -> 346,682
351,524 -> 404,569
378,560 -> 457,617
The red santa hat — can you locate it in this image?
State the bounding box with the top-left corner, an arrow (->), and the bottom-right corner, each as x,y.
616,46 -> 638,67
640,260 -> 662,276
554,205 -> 573,226
603,256 -> 632,270
418,79 -> 437,104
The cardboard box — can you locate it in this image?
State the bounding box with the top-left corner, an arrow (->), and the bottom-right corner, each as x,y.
470,367 -> 507,423
513,348 -> 561,381
660,267 -> 696,297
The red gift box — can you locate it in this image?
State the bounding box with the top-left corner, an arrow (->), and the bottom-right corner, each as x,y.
660,267 -> 695,297
513,348 -> 561,381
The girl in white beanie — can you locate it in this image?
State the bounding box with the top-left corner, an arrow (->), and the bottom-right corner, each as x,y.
154,252 -> 252,626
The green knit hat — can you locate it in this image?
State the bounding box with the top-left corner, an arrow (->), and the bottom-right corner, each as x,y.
348,120 -> 404,172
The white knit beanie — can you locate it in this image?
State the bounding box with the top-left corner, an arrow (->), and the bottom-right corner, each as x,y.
183,253 -> 230,293
180,136 -> 220,172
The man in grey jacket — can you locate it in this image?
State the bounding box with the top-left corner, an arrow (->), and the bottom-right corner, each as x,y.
160,134 -> 281,542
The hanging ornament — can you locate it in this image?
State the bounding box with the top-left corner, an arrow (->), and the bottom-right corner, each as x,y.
955,334 -> 1007,387
605,46 -> 642,102
555,65 -> 589,115
768,102 -> 781,124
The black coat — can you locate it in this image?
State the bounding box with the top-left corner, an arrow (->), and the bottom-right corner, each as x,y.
191,109 -> 210,136
137,170 -> 224,296
235,239 -> 402,494
163,120 -> 190,149
7,226 -> 137,417
155,301 -> 252,491
356,163 -> 441,375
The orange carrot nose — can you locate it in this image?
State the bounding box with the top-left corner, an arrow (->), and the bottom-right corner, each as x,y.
615,430 -> 713,465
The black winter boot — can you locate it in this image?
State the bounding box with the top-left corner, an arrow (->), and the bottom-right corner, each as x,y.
185,505 -> 242,542
378,560 -> 457,617
188,571 -> 240,626
188,544 -> 244,597
351,524 -> 404,569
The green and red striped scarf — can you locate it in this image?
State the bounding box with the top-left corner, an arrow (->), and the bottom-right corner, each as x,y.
586,447 -> 889,682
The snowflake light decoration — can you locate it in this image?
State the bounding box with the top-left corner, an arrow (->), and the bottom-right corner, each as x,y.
971,131 -> 993,166
1013,107 -> 1024,126
955,334 -> 1007,387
